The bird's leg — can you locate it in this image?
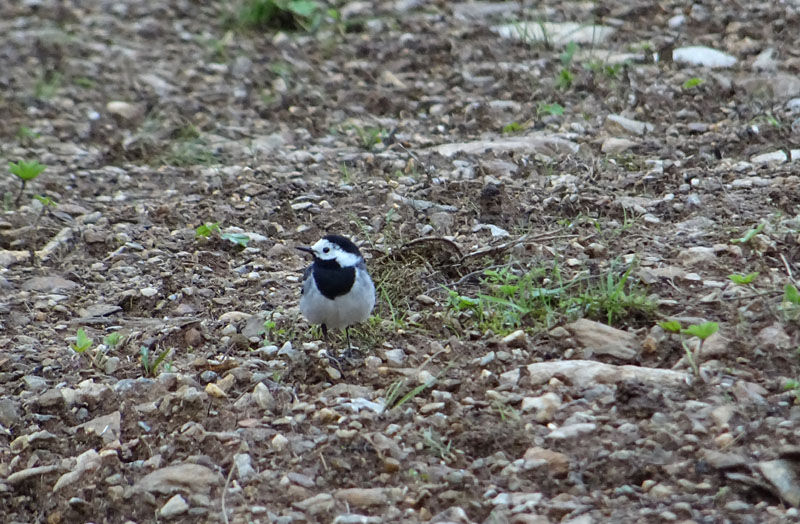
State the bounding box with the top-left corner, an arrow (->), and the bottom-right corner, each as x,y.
320,323 -> 344,372
342,327 -> 364,359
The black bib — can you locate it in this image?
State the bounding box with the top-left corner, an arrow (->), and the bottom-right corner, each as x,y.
312,259 -> 356,300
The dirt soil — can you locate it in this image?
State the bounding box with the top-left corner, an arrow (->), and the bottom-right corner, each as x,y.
2,0 -> 800,523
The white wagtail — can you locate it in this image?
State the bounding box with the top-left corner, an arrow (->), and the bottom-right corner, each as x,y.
297,235 -> 375,354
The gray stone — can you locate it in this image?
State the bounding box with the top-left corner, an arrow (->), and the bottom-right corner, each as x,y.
566,318 -> 640,360
134,464 -> 223,495
0,399 -> 21,427
673,46 -> 737,68
159,494 -> 189,518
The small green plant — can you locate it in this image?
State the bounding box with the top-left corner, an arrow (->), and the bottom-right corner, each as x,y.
560,41 -> 578,66
682,77 -> 704,89
34,71 -> 61,99
140,346 -> 172,377
69,328 -> 114,369
74,76 -> 95,89
422,428 -> 455,463
728,272 -> 759,285
601,62 -> 623,79
159,126 -> 216,167
31,194 -> 57,233
195,222 -> 221,238
537,102 -> 564,118
731,222 -> 765,244
195,222 -> 249,247
781,283 -> 800,321
103,332 -> 123,348
236,0 -> 322,31
659,320 -> 719,377
33,195 -> 56,208
556,68 -> 574,90
70,328 -> 93,354
9,160 -> 46,205
339,163 -> 352,183
352,125 -> 387,150
502,122 -> 523,134
445,261 -> 654,336
16,126 -> 40,144
784,379 -> 800,404
785,284 -> 800,305
493,400 -> 520,422
383,375 -> 436,412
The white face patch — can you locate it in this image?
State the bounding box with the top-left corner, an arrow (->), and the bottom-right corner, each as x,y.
312,238 -> 361,267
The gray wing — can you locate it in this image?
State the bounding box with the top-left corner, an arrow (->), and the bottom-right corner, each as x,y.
301,264 -> 313,294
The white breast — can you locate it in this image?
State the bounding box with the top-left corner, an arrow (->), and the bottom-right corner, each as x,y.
300,267 -> 375,329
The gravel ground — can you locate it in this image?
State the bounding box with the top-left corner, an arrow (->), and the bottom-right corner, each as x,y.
1,1 -> 800,523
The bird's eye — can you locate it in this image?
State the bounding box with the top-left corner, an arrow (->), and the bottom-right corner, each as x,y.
323,247 -> 330,253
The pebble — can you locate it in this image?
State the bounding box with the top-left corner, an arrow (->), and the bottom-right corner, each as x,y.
501,329 -> 528,348
159,494 -> 189,518
546,423 -> 597,440
499,368 -> 520,386
134,464 -> 223,495
673,46 -> 737,68
234,453 -> 255,482
521,392 -> 562,422
601,137 -> 638,153
272,434 -> 289,451
293,493 -> 334,515
335,487 -> 394,507
605,114 -> 654,135
253,382 -> 276,412
23,375 -> 48,392
383,348 -> 406,367
0,399 -> 21,426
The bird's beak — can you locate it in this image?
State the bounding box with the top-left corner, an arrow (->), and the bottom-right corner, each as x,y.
296,246 -> 315,257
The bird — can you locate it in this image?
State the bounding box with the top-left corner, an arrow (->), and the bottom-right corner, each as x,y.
297,234 -> 375,355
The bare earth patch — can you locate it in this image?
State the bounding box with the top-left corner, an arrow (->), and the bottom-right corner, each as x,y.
1,0 -> 800,523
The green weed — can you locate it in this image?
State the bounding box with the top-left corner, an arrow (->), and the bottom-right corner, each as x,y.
16,126 -> 40,144
728,272 -> 758,285
235,0 -> 322,31
140,346 -> 172,377
9,160 -> 46,206
782,283 -> 800,322
422,428 -> 456,463
70,328 -> 93,354
560,41 -> 578,66
537,102 -> 564,118
351,125 -> 388,150
659,320 -> 719,377
502,122 -> 523,134
682,77 -> 704,90
731,222 -> 765,245
158,126 -> 216,167
34,71 -> 61,99
556,68 -> 574,90
103,332 -> 124,348
784,379 -> 800,404
445,261 -> 654,336
195,222 -> 221,238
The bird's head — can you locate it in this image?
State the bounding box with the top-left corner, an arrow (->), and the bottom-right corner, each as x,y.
297,235 -> 363,267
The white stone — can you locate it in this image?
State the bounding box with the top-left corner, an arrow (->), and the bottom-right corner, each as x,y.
673,46 -> 737,68
492,21 -> 615,47
605,114 -> 654,136
160,494 -> 189,518
546,423 -> 597,440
